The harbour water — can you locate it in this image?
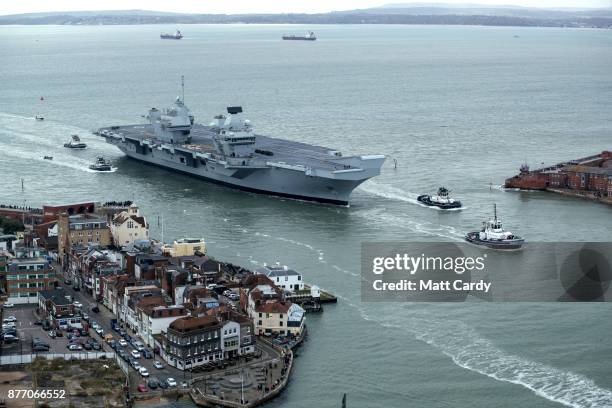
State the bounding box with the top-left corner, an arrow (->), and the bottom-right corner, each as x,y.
1,24 -> 611,407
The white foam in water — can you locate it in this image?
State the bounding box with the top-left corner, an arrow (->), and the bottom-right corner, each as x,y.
359,309 -> 612,408
359,180 -> 422,205
354,208 -> 464,241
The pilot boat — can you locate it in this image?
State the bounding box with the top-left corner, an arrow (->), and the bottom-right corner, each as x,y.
465,204 -> 524,249
35,115 -> 45,121
89,157 -> 112,172
417,187 -> 462,209
64,134 -> 87,149
43,156 -> 53,160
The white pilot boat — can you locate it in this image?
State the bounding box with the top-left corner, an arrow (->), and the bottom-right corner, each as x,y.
465,204 -> 524,249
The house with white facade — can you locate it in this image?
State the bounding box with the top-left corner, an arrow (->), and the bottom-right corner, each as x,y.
256,263 -> 304,292
110,204 -> 149,248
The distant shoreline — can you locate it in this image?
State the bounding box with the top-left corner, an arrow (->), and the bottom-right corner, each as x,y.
1,8 -> 611,29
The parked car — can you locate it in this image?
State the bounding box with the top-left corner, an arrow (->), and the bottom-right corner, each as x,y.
34,320 -> 43,326
158,380 -> 169,389
131,361 -> 141,370
32,338 -> 49,347
81,313 -> 90,322
95,327 -> 104,335
73,285 -> 80,291
33,344 -> 49,351
118,339 -> 128,347
139,367 -> 149,377
47,330 -> 56,338
2,303 -> 15,308
147,379 -> 159,389
137,384 -> 148,393
143,349 -> 153,359
228,293 -> 240,301
83,342 -> 93,350
92,342 -> 101,350
131,350 -> 141,359
3,334 -> 19,343
91,305 -> 100,313
2,329 -> 17,337
2,322 -> 15,329
73,301 -> 83,308
153,360 -> 164,369
55,330 -> 63,337
166,378 -> 177,387
68,344 -> 83,351
3,316 -> 17,322
91,322 -> 99,330
180,381 -> 188,388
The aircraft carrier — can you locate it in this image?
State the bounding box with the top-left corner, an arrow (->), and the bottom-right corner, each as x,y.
95,97 -> 384,205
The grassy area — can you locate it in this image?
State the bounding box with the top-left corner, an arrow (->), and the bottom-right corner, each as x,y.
28,357 -> 127,407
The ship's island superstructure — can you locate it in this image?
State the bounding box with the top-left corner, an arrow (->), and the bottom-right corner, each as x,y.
95,97 -> 384,205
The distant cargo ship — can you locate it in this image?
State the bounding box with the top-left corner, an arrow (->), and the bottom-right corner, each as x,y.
282,31 -> 316,41
95,93 -> 384,205
160,30 -> 183,40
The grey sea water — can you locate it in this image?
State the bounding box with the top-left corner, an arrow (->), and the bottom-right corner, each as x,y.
1,24 -> 611,407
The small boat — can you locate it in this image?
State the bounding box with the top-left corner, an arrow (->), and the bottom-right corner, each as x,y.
465,204 -> 524,249
160,30 -> 183,40
35,115 -> 44,121
282,31 -> 317,41
43,156 -> 53,160
417,187 -> 462,209
64,134 -> 87,149
89,157 -> 112,172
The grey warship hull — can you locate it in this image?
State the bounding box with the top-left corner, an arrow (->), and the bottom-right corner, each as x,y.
97,123 -> 384,205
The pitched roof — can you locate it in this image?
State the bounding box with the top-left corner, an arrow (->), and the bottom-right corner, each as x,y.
255,300 -> 292,314
169,315 -> 220,332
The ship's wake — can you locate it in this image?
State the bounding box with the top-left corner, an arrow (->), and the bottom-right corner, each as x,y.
356,305 -> 612,408
359,180 -> 466,211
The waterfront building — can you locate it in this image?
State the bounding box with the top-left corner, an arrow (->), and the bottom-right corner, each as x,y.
256,263 -> 304,292
254,300 -> 305,336
161,238 -> 206,257
110,204 -> 149,248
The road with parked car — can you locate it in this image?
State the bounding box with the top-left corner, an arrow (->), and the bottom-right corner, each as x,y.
59,282 -> 190,390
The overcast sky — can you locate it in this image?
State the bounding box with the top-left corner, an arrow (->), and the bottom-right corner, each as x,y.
1,0 -> 611,16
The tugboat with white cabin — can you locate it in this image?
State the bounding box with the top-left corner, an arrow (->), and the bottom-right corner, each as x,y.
64,134 -> 87,149
417,187 -> 462,209
465,204 -> 524,249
